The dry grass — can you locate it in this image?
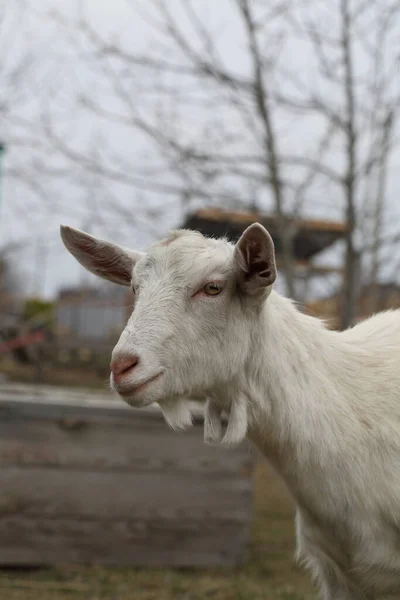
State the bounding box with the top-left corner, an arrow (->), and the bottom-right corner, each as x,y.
0,461 -> 315,599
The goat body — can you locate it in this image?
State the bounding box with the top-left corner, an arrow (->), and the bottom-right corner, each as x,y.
60,222 -> 400,599
225,292 -> 400,598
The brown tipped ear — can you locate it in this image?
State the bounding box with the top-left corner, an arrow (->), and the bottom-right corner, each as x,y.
234,223 -> 276,296
60,225 -> 143,286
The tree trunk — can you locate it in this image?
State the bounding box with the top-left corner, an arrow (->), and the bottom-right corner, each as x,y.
340,0 -> 358,330
341,228 -> 359,329
239,0 -> 296,299
366,111 -> 393,315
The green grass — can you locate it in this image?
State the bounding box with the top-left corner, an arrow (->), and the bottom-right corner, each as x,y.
0,462 -> 315,599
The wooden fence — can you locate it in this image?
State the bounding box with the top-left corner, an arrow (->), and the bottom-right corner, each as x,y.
0,383 -> 254,567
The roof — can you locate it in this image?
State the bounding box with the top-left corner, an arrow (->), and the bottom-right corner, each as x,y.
181,208 -> 348,261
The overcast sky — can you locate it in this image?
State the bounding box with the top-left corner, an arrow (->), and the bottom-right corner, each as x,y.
1,0 -> 400,299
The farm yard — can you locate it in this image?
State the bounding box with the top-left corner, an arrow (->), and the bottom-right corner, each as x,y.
0,460 -> 314,600
3,0 -> 400,595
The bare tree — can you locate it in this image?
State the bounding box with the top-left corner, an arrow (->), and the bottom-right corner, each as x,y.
0,253 -> 20,295
279,0 -> 400,326
46,0 -> 400,323
0,0 -> 77,243
46,0 -> 337,299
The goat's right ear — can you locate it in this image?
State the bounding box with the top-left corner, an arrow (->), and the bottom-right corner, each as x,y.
60,225 -> 143,286
234,223 -> 276,296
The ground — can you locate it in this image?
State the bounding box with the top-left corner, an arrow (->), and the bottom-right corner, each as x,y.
0,461 -> 315,600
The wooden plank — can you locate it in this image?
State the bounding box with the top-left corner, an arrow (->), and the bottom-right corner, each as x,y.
0,397 -> 207,426
0,419 -> 254,475
0,516 -> 250,567
0,467 -> 252,521
0,382 -> 125,407
0,383 -> 207,423
0,399 -> 164,427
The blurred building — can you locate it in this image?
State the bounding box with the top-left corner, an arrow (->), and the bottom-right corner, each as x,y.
56,284 -> 132,340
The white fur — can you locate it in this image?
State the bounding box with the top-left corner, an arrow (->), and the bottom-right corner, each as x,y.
204,393 -> 248,446
204,398 -> 223,444
160,397 -> 193,431
60,223 -> 400,599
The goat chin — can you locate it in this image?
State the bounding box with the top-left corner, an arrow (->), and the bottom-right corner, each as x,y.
159,397 -> 193,431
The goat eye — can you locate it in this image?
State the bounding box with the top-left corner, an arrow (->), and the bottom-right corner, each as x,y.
132,285 -> 137,295
202,282 -> 222,296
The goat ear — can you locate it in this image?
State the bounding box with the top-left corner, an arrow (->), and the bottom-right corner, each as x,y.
234,223 -> 276,295
60,225 -> 143,286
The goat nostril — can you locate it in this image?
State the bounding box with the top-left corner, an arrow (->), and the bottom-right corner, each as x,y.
110,355 -> 139,379
120,356 -> 138,375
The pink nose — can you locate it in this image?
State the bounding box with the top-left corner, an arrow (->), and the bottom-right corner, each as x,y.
110,355 -> 139,382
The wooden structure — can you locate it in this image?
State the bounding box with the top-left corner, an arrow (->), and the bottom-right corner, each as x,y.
307,283 -> 400,330
182,208 -> 347,276
0,383 -> 254,567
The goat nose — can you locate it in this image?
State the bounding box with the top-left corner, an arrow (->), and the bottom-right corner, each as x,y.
110,355 -> 139,381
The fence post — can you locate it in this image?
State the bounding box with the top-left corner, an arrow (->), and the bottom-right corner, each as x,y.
0,142 -> 6,217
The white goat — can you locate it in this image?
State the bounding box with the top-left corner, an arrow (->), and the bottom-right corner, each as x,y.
60,222 -> 400,599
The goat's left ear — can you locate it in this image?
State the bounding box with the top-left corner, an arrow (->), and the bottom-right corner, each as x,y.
60,225 -> 143,286
234,223 -> 276,296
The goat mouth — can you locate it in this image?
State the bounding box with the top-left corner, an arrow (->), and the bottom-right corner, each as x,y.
117,372 -> 164,397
